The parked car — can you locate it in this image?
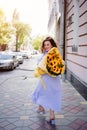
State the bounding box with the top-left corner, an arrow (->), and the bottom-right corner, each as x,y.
11,52 -> 24,64
0,53 -> 19,70
16,55 -> 23,64
20,51 -> 32,59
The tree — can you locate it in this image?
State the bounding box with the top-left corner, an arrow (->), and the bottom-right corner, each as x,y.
0,22 -> 16,44
13,22 -> 31,51
0,9 -> 16,50
32,36 -> 45,50
12,8 -> 20,23
0,8 -> 6,21
12,9 -> 32,51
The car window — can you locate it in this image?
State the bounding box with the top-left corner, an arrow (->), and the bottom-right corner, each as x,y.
0,54 -> 13,60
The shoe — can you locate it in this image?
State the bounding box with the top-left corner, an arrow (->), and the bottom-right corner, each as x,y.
35,109 -> 45,114
45,118 -> 55,125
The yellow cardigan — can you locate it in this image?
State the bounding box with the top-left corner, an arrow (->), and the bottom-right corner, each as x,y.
34,47 -> 65,78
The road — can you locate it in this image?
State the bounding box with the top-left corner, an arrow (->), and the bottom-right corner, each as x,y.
0,54 -> 39,84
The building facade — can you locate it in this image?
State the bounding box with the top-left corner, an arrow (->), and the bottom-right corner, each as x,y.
48,0 -> 87,100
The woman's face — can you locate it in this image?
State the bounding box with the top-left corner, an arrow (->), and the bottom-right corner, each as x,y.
44,41 -> 52,52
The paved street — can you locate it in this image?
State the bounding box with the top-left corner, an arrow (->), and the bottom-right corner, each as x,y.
0,55 -> 87,130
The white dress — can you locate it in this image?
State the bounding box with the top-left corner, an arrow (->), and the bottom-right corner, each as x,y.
31,53 -> 62,111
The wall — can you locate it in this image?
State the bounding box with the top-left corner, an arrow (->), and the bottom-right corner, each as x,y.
65,0 -> 87,99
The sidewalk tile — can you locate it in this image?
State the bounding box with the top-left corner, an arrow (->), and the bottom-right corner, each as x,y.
0,70 -> 87,130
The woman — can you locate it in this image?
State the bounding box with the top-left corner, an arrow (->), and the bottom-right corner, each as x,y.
31,36 -> 64,125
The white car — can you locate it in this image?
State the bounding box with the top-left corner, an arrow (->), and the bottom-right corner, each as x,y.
0,53 -> 19,70
20,51 -> 32,59
11,52 -> 24,64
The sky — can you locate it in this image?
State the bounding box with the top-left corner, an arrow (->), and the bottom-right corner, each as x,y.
0,0 -> 49,37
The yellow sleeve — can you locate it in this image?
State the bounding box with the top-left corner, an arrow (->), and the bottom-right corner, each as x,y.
34,67 -> 46,77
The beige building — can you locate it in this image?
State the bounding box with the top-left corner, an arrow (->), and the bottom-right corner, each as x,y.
48,0 -> 87,99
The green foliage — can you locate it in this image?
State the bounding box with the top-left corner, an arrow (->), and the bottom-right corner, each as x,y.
0,8 -> 32,51
32,35 -> 45,50
0,22 -> 16,45
0,8 -> 5,21
13,22 -> 31,51
0,8 -> 16,46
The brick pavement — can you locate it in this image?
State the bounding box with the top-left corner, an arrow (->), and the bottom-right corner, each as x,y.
0,71 -> 87,130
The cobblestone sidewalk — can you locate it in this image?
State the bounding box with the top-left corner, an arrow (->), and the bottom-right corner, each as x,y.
0,73 -> 87,130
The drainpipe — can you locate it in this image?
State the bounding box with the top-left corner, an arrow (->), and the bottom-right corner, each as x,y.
63,0 -> 66,61
62,0 -> 66,81
60,0 -> 66,81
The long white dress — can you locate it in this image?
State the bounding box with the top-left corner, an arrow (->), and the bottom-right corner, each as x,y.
31,53 -> 62,111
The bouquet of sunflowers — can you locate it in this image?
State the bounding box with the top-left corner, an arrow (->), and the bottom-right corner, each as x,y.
34,47 -> 65,77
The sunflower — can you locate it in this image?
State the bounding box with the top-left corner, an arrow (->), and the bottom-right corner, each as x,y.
34,47 -> 65,77
46,47 -> 65,76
